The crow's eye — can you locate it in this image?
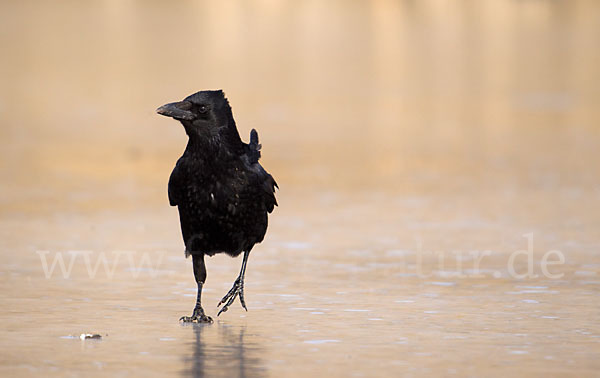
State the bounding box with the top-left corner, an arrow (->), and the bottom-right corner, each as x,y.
198,105 -> 208,114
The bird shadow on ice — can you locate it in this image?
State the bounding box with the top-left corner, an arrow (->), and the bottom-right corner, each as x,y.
181,322 -> 265,378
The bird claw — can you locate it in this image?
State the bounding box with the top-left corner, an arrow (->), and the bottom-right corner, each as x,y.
217,277 -> 247,316
180,308 -> 213,323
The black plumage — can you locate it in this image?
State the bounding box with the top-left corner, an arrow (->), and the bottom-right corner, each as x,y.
157,90 -> 278,322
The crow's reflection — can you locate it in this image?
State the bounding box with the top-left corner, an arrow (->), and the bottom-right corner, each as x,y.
182,323 -> 265,377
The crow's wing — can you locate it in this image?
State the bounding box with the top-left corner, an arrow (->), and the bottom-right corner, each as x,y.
262,170 -> 278,213
245,129 -> 278,213
168,158 -> 184,206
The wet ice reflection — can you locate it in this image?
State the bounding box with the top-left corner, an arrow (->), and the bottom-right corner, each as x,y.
181,324 -> 266,377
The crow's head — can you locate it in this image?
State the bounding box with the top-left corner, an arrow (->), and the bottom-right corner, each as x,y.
157,90 -> 239,142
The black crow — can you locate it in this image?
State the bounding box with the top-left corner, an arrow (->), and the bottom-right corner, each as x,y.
156,90 -> 278,323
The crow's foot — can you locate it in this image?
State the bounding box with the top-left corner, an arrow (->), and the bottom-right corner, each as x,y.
180,308 -> 213,323
217,277 -> 247,316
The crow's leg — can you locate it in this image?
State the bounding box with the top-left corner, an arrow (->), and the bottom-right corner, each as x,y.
217,250 -> 250,316
180,254 -> 213,323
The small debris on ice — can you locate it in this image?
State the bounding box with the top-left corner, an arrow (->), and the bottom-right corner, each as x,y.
80,333 -> 102,340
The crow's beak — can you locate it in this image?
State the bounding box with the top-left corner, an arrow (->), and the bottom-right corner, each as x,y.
156,101 -> 195,121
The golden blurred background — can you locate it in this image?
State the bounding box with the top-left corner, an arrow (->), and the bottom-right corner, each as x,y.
1,0 -> 598,212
